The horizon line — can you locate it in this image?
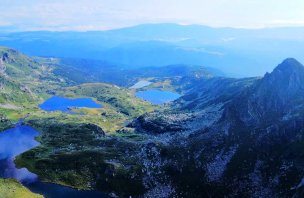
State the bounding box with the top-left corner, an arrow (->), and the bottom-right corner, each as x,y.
2,22 -> 304,33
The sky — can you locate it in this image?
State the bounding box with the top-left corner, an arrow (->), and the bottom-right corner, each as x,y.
1,0 -> 304,31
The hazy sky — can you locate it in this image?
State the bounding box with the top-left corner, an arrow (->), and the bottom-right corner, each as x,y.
1,0 -> 304,31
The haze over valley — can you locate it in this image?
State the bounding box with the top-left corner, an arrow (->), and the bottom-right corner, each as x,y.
2,23 -> 304,77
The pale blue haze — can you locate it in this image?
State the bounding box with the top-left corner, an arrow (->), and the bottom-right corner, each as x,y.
1,0 -> 304,31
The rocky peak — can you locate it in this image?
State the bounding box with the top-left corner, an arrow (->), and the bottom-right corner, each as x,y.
258,58 -> 304,96
229,58 -> 304,126
273,58 -> 304,74
263,58 -> 304,88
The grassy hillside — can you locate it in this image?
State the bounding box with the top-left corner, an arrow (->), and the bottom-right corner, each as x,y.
0,74 -> 39,130
61,83 -> 154,117
0,47 -> 156,133
0,179 -> 43,198
24,83 -> 155,133
0,48 -> 45,129
0,47 -> 72,96
0,76 -> 37,105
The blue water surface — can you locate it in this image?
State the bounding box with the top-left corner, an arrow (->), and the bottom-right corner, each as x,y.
129,80 -> 152,89
0,125 -> 40,183
0,125 -> 109,198
135,90 -> 181,105
39,96 -> 102,112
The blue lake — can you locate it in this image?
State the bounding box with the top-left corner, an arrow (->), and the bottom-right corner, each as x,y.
135,90 -> 181,105
39,96 -> 102,112
0,125 -> 39,183
0,125 -> 109,198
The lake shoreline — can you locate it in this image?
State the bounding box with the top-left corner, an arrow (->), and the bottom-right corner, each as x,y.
0,124 -> 110,198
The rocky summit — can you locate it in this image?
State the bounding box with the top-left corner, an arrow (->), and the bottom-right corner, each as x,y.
229,58 -> 304,126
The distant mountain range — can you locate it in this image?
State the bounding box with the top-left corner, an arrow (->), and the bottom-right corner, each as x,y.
1,23 -> 304,76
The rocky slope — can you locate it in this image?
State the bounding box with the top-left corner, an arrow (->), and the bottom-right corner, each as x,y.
127,58 -> 304,197
129,76 -> 257,134
227,58 -> 304,126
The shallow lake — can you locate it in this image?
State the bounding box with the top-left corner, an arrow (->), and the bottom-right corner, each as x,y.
135,90 -> 181,105
39,96 -> 102,112
129,80 -> 152,89
0,125 -> 109,198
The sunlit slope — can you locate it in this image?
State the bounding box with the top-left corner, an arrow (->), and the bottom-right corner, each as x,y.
0,179 -> 43,198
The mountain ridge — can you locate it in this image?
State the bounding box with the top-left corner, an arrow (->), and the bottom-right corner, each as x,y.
2,23 -> 304,76
127,58 -> 304,197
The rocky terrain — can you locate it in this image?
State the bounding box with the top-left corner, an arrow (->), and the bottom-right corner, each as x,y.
128,58 -> 304,197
